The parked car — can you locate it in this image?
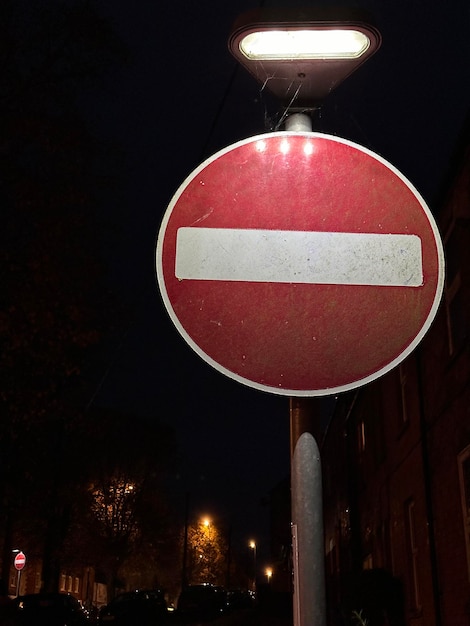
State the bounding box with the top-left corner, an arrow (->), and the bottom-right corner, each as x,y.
14,592 -> 89,625
225,588 -> 255,612
176,584 -> 227,622
98,589 -> 167,625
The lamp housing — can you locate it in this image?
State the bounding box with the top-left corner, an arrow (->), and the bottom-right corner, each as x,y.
229,8 -> 381,109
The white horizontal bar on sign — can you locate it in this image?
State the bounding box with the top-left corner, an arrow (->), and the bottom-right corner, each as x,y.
175,227 -> 423,287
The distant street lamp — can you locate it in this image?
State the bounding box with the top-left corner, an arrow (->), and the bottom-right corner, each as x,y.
265,567 -> 273,584
249,540 -> 257,591
202,517 -> 212,539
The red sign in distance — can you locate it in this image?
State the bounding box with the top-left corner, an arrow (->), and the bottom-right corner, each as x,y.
14,552 -> 26,571
156,132 -> 444,396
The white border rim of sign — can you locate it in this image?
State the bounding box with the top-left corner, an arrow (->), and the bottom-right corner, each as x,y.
156,131 -> 445,397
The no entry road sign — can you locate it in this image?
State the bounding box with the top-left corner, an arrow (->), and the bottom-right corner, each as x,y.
156,132 -> 444,396
14,552 -> 26,571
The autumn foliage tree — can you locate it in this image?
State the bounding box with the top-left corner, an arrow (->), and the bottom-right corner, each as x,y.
71,408 -> 178,599
186,518 -> 229,587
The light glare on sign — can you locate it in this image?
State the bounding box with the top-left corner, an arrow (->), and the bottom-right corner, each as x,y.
239,28 -> 370,60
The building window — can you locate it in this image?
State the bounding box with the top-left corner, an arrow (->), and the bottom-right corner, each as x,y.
445,223 -> 467,355
398,363 -> 410,426
404,498 -> 421,613
327,538 -> 338,576
358,419 -> 366,454
458,445 -> 470,581
446,274 -> 466,354
362,554 -> 373,570
396,356 -> 419,435
60,575 -> 66,592
74,577 -> 80,594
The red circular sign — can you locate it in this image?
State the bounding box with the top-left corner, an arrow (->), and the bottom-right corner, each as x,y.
14,552 -> 26,571
156,132 -> 444,396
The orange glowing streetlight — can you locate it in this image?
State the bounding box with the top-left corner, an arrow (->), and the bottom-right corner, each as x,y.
248,540 -> 257,591
201,516 -> 212,541
265,567 -> 273,583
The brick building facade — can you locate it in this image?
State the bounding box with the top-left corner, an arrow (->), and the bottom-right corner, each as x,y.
321,119 -> 470,625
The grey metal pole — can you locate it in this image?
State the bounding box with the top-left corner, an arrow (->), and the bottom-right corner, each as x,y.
283,114 -> 327,626
284,112 -> 313,132
290,397 -> 327,626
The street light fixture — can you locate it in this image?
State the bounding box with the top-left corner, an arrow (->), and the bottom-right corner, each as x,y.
201,517 -> 212,542
229,8 -> 381,110
249,541 -> 257,591
265,567 -> 273,584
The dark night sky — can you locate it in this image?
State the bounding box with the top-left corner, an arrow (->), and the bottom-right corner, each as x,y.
79,0 -> 470,559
